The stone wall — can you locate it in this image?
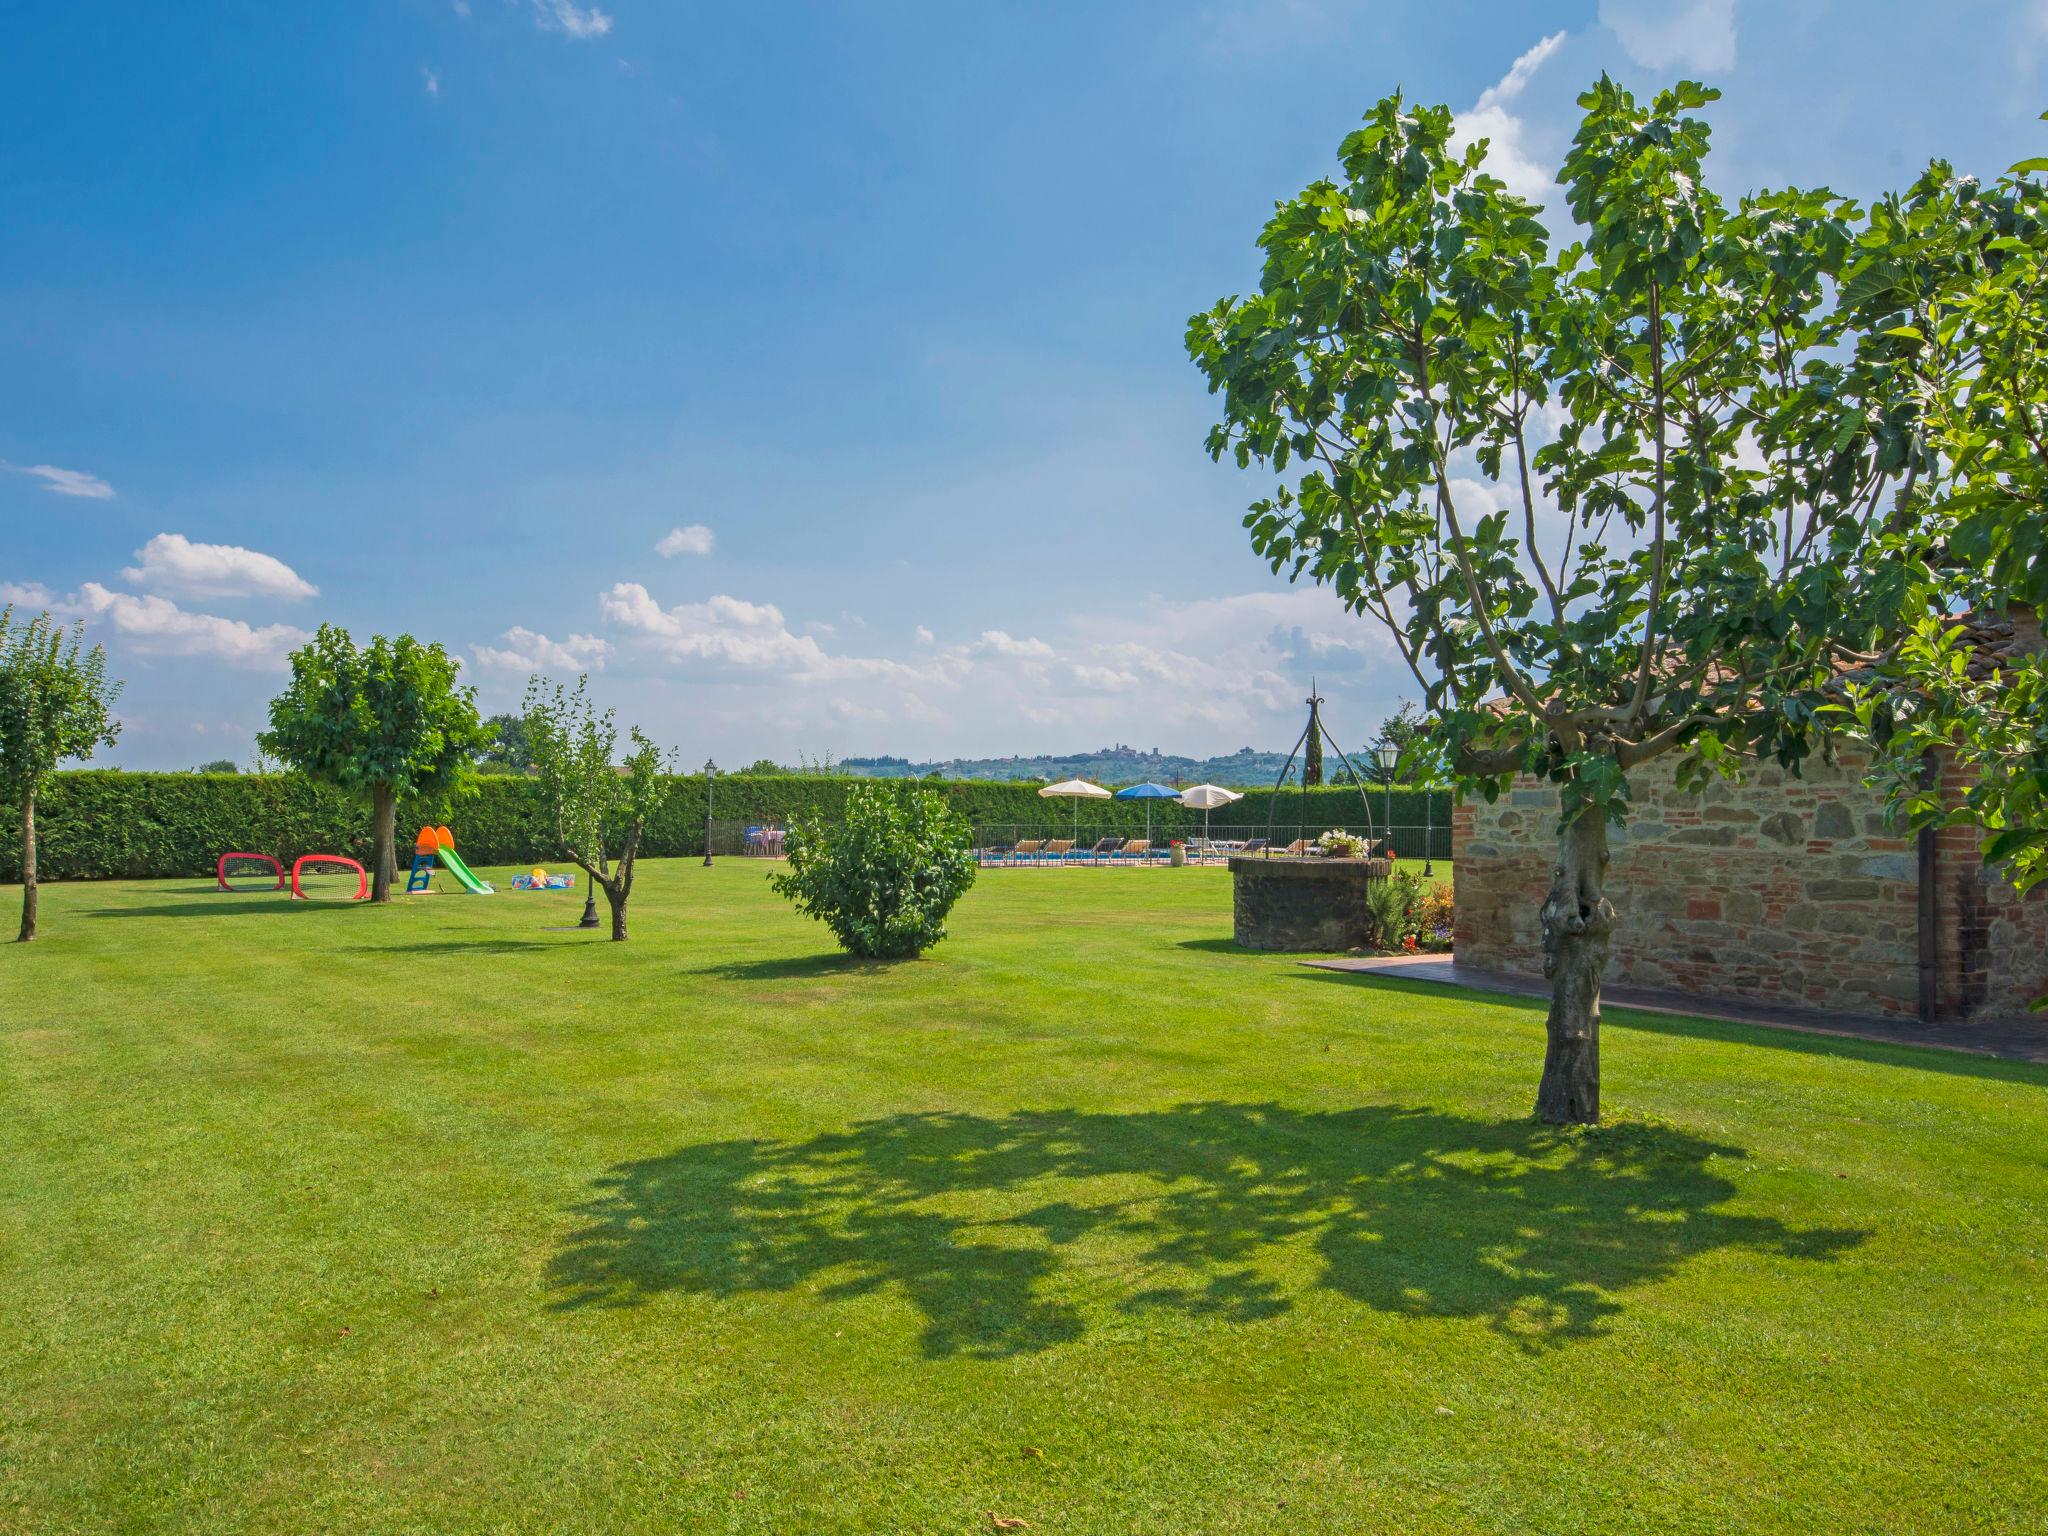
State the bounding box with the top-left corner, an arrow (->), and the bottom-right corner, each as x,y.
1231,854 -> 1391,951
1452,749 -> 2048,1026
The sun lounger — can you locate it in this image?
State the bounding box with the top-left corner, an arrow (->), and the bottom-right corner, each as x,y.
1117,839 -> 1153,863
1090,837 -> 1124,864
1013,839 -> 1045,865
1044,839 -> 1076,863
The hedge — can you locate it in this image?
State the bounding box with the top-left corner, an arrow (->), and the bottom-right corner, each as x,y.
0,771 -> 1456,882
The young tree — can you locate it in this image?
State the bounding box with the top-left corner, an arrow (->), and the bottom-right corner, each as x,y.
523,673 -> 677,941
1363,702 -> 1428,785
260,626 -> 488,903
0,607 -> 121,941
1189,81 -> 1926,1122
771,785 -> 977,959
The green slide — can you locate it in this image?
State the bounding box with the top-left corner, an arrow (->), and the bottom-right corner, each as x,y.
435,844 -> 495,894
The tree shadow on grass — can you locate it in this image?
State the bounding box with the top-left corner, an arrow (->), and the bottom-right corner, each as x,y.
372,937 -> 559,955
84,897 -> 362,919
1294,969 -> 2048,1085
692,952 -> 899,982
546,1102 -> 1864,1359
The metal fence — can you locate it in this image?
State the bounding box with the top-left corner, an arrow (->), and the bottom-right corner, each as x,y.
706,815 -> 1454,864
965,820 -> 1452,865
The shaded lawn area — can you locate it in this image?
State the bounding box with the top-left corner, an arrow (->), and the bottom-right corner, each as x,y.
2,863 -> 2043,1534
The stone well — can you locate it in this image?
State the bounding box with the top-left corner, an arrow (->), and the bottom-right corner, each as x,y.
1230,853 -> 1393,951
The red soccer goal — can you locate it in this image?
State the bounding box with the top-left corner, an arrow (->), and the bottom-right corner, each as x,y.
217,852 -> 285,892
291,854 -> 369,901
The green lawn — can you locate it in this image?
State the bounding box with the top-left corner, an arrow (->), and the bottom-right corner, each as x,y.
2,862 -> 2043,1534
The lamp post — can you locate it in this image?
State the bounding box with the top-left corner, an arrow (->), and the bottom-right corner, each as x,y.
1423,779 -> 1435,877
1376,744 -> 1399,858
702,759 -> 718,867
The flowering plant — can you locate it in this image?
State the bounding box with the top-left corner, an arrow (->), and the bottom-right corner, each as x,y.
1316,829 -> 1369,859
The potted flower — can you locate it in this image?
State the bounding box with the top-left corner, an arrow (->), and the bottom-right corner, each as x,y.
1315,830 -> 1367,859
1169,839 -> 1187,867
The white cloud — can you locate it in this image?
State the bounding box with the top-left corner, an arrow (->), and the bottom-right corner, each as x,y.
973,629 -> 1055,660
121,532 -> 317,602
600,584 -> 849,674
5,462 -> 115,499
1600,0 -> 1736,73
1450,32 -> 1568,210
452,0 -> 470,15
591,576 -> 1393,751
533,0 -> 612,38
472,625 -> 614,674
0,581 -> 60,608
655,524 -> 716,557
422,67 -> 441,96
73,584 -> 310,669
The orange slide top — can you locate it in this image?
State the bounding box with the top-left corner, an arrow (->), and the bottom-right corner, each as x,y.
415,825 -> 456,853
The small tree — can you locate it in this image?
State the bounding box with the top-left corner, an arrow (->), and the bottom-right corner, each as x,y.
1190,81 -> 1930,1122
1365,702 -> 1427,785
1302,684 -> 1326,787
771,785 -> 977,959
0,607 -> 121,941
523,674 -> 676,942
260,626 -> 488,903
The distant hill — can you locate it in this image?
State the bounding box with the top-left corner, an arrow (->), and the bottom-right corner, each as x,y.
835,744 -> 1316,788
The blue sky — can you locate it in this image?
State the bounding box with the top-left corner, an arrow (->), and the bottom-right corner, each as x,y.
5,0 -> 2047,769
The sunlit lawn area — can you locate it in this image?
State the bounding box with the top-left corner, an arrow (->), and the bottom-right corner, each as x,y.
3,862 -> 2044,1534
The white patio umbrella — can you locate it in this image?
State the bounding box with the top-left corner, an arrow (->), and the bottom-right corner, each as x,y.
1179,782 -> 1244,842
1038,777 -> 1112,845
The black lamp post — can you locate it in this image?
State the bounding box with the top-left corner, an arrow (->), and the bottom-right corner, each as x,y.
576,833 -> 601,929
1376,744 -> 1399,858
702,759 -> 717,867
1423,777 -> 1436,877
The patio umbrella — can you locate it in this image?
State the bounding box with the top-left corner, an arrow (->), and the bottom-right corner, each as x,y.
1038,777 -> 1111,844
1178,782 -> 1244,842
1114,781 -> 1181,843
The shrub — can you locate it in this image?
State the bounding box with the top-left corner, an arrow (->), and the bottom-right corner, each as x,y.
1363,870 -> 1425,950
770,786 -> 977,959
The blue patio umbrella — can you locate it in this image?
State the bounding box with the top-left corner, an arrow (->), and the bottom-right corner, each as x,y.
1115,782 -> 1181,844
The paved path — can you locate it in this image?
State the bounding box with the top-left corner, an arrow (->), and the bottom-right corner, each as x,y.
1303,953 -> 2048,1066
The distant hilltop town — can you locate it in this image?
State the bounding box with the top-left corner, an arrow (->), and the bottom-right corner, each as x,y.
834,745 -> 1300,788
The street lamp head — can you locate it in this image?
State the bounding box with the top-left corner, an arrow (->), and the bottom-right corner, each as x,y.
703,758 -> 718,778
1375,743 -> 1400,772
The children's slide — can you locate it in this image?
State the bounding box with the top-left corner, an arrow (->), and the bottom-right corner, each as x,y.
412,825 -> 495,894
434,841 -> 495,894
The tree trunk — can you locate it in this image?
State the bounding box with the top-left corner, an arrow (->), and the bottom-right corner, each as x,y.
16,791 -> 37,943
1535,811 -> 1613,1125
370,784 -> 397,903
603,824 -> 640,943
